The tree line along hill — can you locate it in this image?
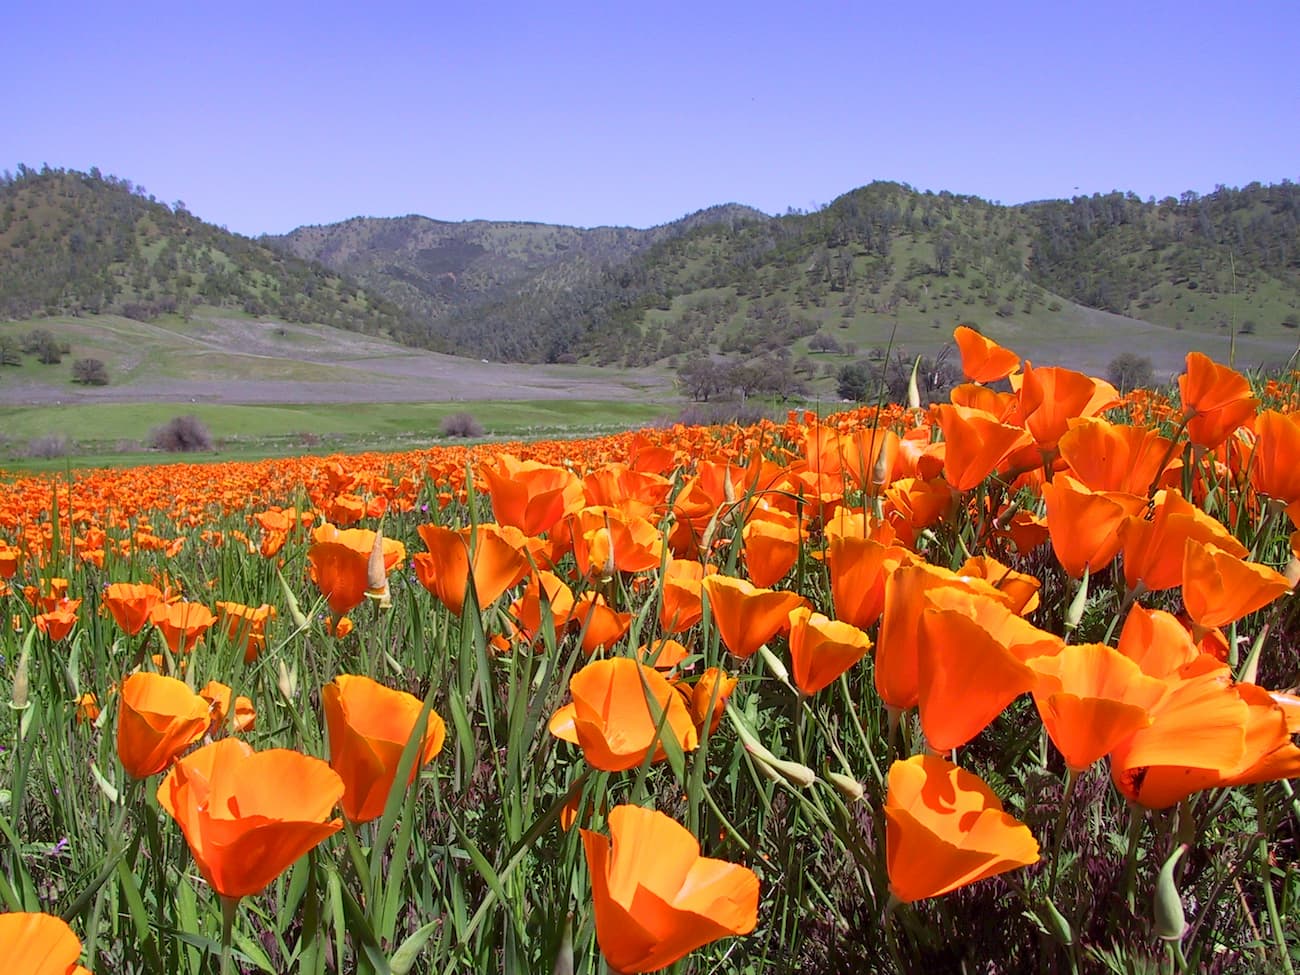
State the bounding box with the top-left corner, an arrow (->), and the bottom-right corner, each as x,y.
3,165 -> 1298,378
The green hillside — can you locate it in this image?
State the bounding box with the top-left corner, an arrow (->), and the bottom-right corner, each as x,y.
440,180 -> 1299,370
266,203 -> 768,353
0,165 -> 414,338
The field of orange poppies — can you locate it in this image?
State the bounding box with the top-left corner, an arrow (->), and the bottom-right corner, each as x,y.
2,327 -> 1298,974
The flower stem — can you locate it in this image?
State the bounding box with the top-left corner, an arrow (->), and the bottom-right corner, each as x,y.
219,895 -> 239,975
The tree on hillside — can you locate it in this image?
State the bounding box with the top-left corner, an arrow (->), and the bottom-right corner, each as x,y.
1107,352 -> 1155,393
72,358 -> 109,385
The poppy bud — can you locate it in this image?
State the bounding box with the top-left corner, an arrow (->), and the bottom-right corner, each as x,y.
1154,843 -> 1188,941
757,644 -> 791,688
278,659 -> 297,702
1064,567 -> 1089,633
827,771 -> 864,802
1039,897 -> 1074,946
10,636 -> 31,711
907,355 -> 921,410
277,568 -> 310,631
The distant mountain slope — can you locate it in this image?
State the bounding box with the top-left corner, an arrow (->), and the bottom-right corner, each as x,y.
0,166 -> 413,339
265,204 -> 768,351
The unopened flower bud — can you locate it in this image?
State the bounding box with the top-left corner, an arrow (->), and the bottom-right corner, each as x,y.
1154,843 -> 1188,941
827,771 -> 864,802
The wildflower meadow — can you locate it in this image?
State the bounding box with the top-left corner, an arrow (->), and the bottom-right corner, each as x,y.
1,327 -> 1298,973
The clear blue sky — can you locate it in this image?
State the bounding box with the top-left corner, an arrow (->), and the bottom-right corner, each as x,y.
6,1 -> 1297,236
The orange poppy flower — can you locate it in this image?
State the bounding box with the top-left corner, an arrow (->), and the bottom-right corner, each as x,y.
307,525 -> 406,618
787,606 -> 872,696
571,593 -> 633,654
635,638 -> 691,670
567,507 -> 665,580
953,325 -> 1020,383
1016,363 -> 1119,454
1058,417 -> 1179,496
548,658 -> 699,771
0,544 -> 18,580
75,691 -> 100,725
0,912 -> 92,975
1028,643 -> 1167,771
1249,410 -> 1300,504
103,581 -> 163,636
701,575 -> 809,659
505,569 -> 575,647
1181,539 -> 1292,631
884,754 -> 1039,903
148,600 -> 217,654
659,559 -> 716,634
1120,489 -> 1246,593
1109,668 -> 1300,808
915,600 -> 1040,751
955,555 -> 1040,615
414,523 -> 530,615
322,674 -> 446,823
117,671 -> 211,779
582,804 -> 759,973
875,563 -> 1015,711
582,463 -> 672,521
215,601 -> 276,663
827,534 -> 911,630
1042,474 -> 1145,579
481,454 -> 584,537
933,404 -> 1030,492
35,598 -> 81,641
741,512 -> 801,588
198,680 -> 256,736
684,666 -> 736,735
157,738 -> 343,899
1178,352 -> 1258,450
1114,605 -> 1201,678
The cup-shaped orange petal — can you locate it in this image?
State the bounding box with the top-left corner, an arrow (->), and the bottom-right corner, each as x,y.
876,563 -> 1017,711
933,404 -> 1029,492
103,581 -> 163,635
1018,363 -> 1119,453
827,535 -> 909,630
1250,410 -> 1300,504
156,738 -> 344,899
916,605 -> 1038,751
322,674 -> 445,823
117,671 -> 211,779
701,575 -> 809,659
1120,489 -> 1247,593
885,754 -> 1039,903
0,911 -> 90,975
687,667 -> 737,735
548,658 -> 698,771
1028,643 -> 1168,771
1182,539 -> 1292,630
741,516 -> 801,589
415,523 -> 530,614
149,600 -> 217,654
1043,474 -> 1144,579
1179,352 -> 1258,449
1058,417 -> 1178,496
308,527 -> 406,618
572,593 -> 633,655
953,325 -> 1020,383
582,804 -> 759,973
1115,604 -> 1201,678
659,559 -> 715,634
787,606 -> 872,696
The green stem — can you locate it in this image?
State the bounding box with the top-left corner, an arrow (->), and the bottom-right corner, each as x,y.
1122,801 -> 1145,912
219,895 -> 239,975
1048,768 -> 1079,897
1257,787 -> 1297,975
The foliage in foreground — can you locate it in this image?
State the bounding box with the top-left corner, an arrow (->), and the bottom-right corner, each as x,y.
1,327 -> 1299,973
